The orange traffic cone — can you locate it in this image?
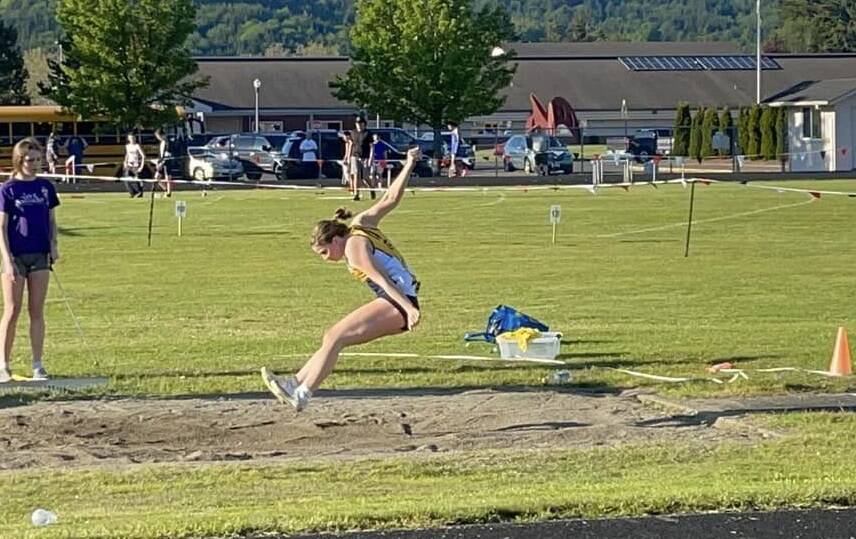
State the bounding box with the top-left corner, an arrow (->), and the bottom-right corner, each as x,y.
828,327 -> 852,376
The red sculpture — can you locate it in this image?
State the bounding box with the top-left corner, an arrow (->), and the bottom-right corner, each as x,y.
525,94 -> 580,140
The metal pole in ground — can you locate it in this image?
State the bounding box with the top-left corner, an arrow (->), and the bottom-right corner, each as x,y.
494,129 -> 498,178
684,181 -> 697,258
147,180 -> 157,247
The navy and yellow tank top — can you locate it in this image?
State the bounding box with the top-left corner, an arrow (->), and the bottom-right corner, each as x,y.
346,225 -> 419,297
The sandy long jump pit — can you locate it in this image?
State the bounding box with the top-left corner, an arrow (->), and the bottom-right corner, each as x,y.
0,386 -> 763,470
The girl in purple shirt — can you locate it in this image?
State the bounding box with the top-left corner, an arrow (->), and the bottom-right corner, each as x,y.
0,137 -> 60,382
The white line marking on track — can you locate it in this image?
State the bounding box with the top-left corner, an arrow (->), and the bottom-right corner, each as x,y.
597,199 -> 816,238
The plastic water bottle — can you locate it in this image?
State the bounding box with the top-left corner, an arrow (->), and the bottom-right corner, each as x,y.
547,370 -> 572,385
31,508 -> 57,526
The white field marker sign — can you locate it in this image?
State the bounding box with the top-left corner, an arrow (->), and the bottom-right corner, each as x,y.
175,200 -> 187,236
549,204 -> 561,244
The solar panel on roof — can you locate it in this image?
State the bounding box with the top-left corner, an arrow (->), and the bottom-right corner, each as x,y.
618,55 -> 781,71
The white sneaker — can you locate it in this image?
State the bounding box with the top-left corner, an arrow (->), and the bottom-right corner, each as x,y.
0,368 -> 10,383
32,365 -> 49,380
260,367 -> 307,411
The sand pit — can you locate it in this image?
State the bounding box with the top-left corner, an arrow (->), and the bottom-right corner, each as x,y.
0,387 -> 759,470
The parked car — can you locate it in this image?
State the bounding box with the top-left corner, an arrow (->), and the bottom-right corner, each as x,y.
626,129 -> 673,161
369,127 -> 430,154
187,146 -> 244,181
278,130 -> 342,180
205,133 -> 289,179
277,130 -> 434,180
418,132 -> 476,169
502,134 -> 574,174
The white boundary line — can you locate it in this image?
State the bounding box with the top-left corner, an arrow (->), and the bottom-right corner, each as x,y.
596,198 -> 817,239
274,351 -> 566,365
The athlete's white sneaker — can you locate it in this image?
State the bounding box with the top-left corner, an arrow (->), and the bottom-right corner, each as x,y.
261,367 -> 307,411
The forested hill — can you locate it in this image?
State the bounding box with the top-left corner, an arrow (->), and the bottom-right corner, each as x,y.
0,0 -> 837,57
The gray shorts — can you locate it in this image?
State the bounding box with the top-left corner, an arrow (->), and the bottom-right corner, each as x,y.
8,253 -> 51,276
350,157 -> 368,180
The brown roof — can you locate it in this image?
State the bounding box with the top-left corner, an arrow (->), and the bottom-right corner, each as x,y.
766,76 -> 856,105
191,43 -> 856,113
506,41 -> 741,57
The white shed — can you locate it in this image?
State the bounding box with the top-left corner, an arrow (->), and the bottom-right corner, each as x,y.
767,78 -> 856,172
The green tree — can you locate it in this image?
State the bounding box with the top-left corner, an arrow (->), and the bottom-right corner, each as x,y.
747,105 -> 762,158
23,48 -> 53,105
331,0 -> 517,166
779,0 -> 856,52
688,107 -> 704,163
718,107 -> 733,156
0,20 -> 29,105
569,6 -> 599,42
45,0 -> 208,130
701,107 -> 717,159
759,106 -> 776,160
775,107 -> 788,168
672,102 -> 691,157
737,107 -> 750,155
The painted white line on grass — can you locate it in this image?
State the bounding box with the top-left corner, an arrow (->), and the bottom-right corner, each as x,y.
597,198 -> 816,239
275,351 -> 565,365
478,193 -> 507,207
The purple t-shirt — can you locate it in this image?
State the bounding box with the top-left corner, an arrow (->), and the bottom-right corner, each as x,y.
0,178 -> 60,256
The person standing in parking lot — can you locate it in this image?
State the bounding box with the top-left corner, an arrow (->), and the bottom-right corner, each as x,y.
447,121 -> 464,178
371,133 -> 390,187
154,129 -> 172,198
340,131 -> 353,187
123,134 -> 146,198
300,132 -> 319,179
350,116 -> 375,201
45,130 -> 63,176
65,134 -> 87,178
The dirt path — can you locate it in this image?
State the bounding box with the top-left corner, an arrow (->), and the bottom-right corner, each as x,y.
0,387 -> 759,470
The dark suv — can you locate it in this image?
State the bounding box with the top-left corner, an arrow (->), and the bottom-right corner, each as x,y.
205,133 -> 290,179
368,127 -> 430,154
278,130 -> 433,180
279,130 -> 343,180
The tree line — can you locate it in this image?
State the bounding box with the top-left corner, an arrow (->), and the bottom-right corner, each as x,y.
2,0 -> 855,57
672,102 -> 788,162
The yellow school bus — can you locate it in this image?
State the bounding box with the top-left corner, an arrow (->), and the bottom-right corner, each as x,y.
0,105 -> 173,176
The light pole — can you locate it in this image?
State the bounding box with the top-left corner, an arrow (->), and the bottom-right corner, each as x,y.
756,0 -> 761,104
253,78 -> 261,133
621,98 -> 629,140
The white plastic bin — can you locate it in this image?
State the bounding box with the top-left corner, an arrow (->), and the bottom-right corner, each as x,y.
497,332 -> 562,360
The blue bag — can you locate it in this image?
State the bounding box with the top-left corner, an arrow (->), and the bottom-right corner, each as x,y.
464,305 -> 549,343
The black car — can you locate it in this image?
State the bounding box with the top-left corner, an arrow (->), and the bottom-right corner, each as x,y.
278,130 -> 343,180
368,127 -> 428,153
625,131 -> 657,163
277,130 -> 433,180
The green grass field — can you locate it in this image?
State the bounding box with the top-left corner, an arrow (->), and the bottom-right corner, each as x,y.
2,180 -> 856,538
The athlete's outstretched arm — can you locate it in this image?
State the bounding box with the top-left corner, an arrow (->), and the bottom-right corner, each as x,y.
354,147 -> 421,228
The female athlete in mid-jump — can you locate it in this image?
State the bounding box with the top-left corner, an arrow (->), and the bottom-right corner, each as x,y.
262,147 -> 422,411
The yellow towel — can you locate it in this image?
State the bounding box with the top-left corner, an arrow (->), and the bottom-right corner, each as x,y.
498,327 -> 541,352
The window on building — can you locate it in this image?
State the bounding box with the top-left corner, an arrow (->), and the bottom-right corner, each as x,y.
801,108 -> 822,139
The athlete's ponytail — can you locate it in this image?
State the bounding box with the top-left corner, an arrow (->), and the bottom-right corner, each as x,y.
333,207 -> 353,220
312,208 -> 352,246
